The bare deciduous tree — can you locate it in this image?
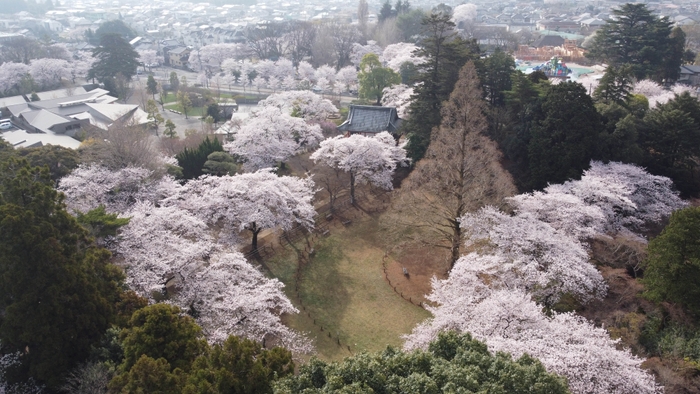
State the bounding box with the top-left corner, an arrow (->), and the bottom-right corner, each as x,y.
399,62 -> 517,268
246,22 -> 288,60
285,21 -> 316,65
80,119 -> 160,171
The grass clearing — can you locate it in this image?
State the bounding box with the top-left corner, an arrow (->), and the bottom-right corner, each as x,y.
265,217 -> 431,361
164,103 -> 206,117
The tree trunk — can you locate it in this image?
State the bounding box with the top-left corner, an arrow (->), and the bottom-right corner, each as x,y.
349,172 -> 356,205
450,219 -> 461,270
250,222 -> 261,256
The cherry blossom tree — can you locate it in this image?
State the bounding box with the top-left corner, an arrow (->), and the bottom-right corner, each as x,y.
632,79 -> 665,97
310,132 -> 409,204
0,62 -> 30,96
452,4 -> 477,28
314,65 -> 336,84
46,43 -> 72,61
630,80 -> 696,108
180,251 -> 310,351
255,59 -> 277,80
545,161 -> 686,235
273,58 -> 295,80
282,75 -> 298,90
188,43 -> 248,71
573,73 -> 600,96
224,106 -> 324,171
116,202 -> 311,352
405,284 -> 660,394
459,207 -> 607,304
335,66 -> 358,93
403,160 -> 680,394
381,84 -> 413,118
29,58 -> 70,90
267,76 -> 281,92
58,164 -> 180,214
297,60 -> 316,83
382,43 -> 425,72
315,76 -> 330,93
70,51 -> 96,82
252,75 -> 266,95
258,90 -> 338,121
221,58 -> 240,79
138,49 -> 159,69
350,41 -> 383,67
166,169 -> 316,251
507,190 -> 607,241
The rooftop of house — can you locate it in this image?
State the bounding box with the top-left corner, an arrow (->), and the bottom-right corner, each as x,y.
338,105 -> 401,134
532,35 -> 566,48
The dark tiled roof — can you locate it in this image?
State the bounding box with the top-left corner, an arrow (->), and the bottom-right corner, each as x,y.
681,65 -> 700,74
338,105 -> 402,134
533,35 -> 565,48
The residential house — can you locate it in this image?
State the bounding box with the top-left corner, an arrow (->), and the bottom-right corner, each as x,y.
165,46 -> 191,68
679,65 -> 700,86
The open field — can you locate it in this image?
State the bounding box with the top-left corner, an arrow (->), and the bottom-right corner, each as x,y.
265,214 -> 431,361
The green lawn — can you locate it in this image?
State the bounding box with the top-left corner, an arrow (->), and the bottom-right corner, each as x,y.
266,218 -> 431,361
164,103 -> 206,118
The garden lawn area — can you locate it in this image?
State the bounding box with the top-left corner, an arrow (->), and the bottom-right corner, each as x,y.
164,102 -> 206,117
266,217 -> 431,361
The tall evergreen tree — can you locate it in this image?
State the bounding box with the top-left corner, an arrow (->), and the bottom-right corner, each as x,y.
403,11 -> 479,161
175,136 -> 224,180
527,82 -> 602,190
643,206 -> 700,316
593,65 -> 634,105
587,3 -> 677,82
88,33 -> 140,83
640,92 -> 700,195
0,159 -> 122,389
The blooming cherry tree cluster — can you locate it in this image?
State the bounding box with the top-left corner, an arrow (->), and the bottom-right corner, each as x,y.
58,164 -> 180,214
188,43 -> 249,71
336,66 -> 359,92
311,132 -> 409,203
138,49 -> 160,68
405,283 -> 661,394
452,3 -> 478,27
629,79 -> 696,107
381,84 -> 414,118
382,43 -> 425,72
350,41 -> 383,67
117,202 -> 312,352
258,90 -> 338,121
460,207 -> 607,304
544,161 -> 686,235
59,164 -> 315,352
224,106 -> 324,171
0,62 -> 30,96
165,169 -> 316,250
406,161 -> 681,393
29,58 -> 70,90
